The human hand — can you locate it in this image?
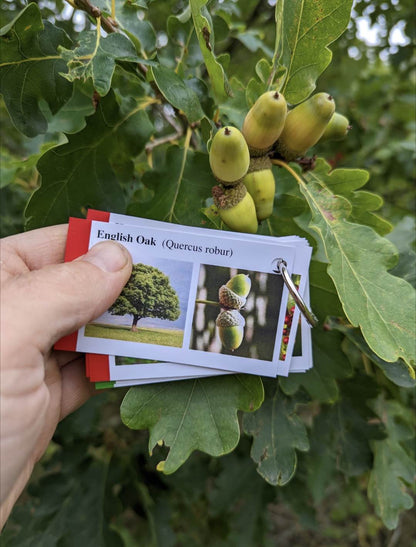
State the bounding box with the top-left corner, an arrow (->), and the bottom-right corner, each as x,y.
0,225 -> 132,527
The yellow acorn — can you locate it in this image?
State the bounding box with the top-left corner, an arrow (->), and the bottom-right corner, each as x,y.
212,182 -> 258,234
209,126 -> 250,185
216,309 -> 245,351
275,92 -> 336,160
242,91 -> 287,156
243,156 -> 275,221
319,112 -> 351,142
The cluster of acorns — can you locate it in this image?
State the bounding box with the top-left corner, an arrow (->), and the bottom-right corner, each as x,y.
209,90 -> 350,233
215,273 -> 251,351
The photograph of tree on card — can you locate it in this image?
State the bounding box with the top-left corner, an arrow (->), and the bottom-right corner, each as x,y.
190,265 -> 284,360
85,260 -> 193,347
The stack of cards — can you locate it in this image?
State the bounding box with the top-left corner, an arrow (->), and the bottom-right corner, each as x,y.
55,210 -> 314,389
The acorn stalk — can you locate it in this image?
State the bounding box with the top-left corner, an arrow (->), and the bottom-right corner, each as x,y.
209,126 -> 250,185
242,91 -> 287,156
243,156 -> 275,221
319,112 -> 351,142
275,92 -> 336,160
212,182 -> 258,234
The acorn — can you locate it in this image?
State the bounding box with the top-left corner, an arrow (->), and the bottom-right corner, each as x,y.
216,309 -> 245,351
209,126 -> 250,185
242,90 -> 287,156
219,285 -> 246,310
212,182 -> 258,234
275,92 -> 336,160
319,112 -> 351,142
226,273 -> 251,298
243,156 -> 275,221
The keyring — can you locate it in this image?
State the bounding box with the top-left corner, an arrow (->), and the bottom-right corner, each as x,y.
273,259 -> 318,328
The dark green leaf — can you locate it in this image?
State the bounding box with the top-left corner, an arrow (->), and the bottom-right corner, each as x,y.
128,144 -> 214,225
280,328 -> 352,403
243,385 -> 309,485
327,318 -> 416,388
368,398 -> 415,529
151,65 -> 205,123
25,91 -> 153,229
120,375 -> 264,474
0,3 -> 73,137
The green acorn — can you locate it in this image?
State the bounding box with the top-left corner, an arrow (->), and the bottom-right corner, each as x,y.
219,285 -> 246,310
242,91 -> 287,156
216,309 -> 245,351
275,92 -> 336,160
209,126 -> 250,185
319,112 -> 351,142
243,156 -> 275,221
226,273 -> 251,298
212,182 -> 258,234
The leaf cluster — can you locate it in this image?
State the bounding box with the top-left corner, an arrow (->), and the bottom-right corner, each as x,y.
1,0 -> 415,541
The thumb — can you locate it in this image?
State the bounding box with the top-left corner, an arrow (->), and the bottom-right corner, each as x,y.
5,241 -> 132,351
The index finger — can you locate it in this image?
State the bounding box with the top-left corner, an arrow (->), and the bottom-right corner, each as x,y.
1,224 -> 69,271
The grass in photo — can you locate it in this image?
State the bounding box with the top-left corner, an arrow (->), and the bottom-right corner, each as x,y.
84,259 -> 193,348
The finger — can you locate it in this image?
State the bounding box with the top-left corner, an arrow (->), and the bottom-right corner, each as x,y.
1,224 -> 69,273
2,241 -> 132,353
59,358 -> 96,420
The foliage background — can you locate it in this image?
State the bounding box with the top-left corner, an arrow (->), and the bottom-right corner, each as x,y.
1,0 -> 415,545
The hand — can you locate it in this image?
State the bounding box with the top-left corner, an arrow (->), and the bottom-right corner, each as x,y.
0,224 -> 132,527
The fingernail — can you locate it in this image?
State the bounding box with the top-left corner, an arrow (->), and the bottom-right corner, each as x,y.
83,241 -> 131,272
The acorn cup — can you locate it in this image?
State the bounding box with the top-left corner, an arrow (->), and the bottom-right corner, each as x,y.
212,182 -> 258,234
319,112 -> 351,142
209,126 -> 250,185
275,92 -> 336,161
216,309 -> 246,351
243,156 -> 275,221
242,90 -> 287,156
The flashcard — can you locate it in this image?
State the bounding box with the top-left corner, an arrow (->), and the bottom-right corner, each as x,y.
85,210 -> 313,376
56,217 -> 299,377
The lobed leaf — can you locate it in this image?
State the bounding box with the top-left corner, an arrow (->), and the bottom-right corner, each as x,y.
368,398 -> 415,529
60,30 -> 150,96
120,375 -> 264,474
243,385 -> 309,486
25,91 -> 153,229
280,0 -> 354,104
301,159 -> 416,368
0,3 -> 73,137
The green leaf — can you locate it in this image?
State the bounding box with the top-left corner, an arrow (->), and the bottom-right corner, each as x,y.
120,375 -> 264,474
327,318 -> 416,388
189,0 -> 231,103
243,385 -> 309,486
368,398 -> 415,529
280,328 -> 352,403
151,65 -> 205,123
280,0 -> 354,104
25,91 -> 153,229
128,144 -> 213,225
300,158 -> 416,368
0,3 -> 73,137
60,30 -> 148,96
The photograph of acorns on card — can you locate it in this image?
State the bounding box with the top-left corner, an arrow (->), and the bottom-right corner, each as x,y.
190,265 -> 284,361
